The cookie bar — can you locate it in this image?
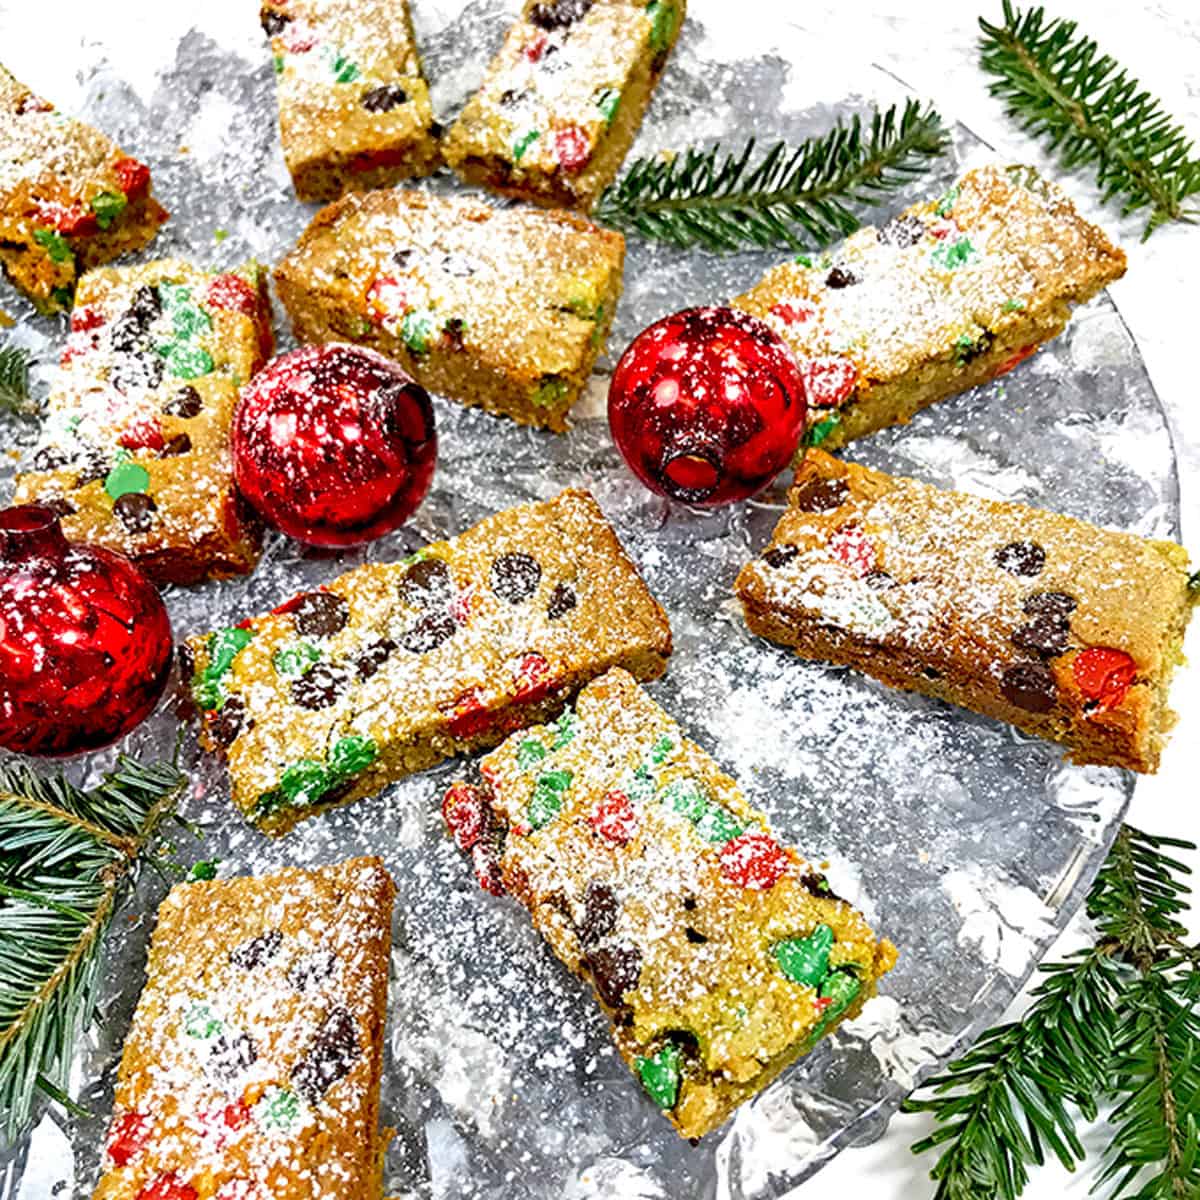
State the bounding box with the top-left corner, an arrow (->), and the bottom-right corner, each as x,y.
261,0 -> 440,202
12,259 -> 272,586
187,489 -> 672,835
0,64 -> 167,314
733,164 -> 1126,451
443,0 -> 686,211
274,187 -> 624,430
442,668 -> 897,1139
93,857 -> 395,1200
736,450 -> 1198,774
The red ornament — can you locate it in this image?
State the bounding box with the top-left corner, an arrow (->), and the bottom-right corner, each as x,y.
0,506 -> 172,756
232,344 -> 436,548
1072,646 -> 1137,709
719,832 -> 791,890
607,306 -> 807,507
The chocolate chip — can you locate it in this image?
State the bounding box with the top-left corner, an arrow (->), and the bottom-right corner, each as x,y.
529,0 -> 593,30
41,497 -> 76,518
362,83 -> 409,112
490,552 -> 541,603
763,544 -> 799,569
1001,663 -> 1057,713
32,445 -> 69,471
110,352 -> 164,394
684,927 -> 708,944
798,871 -> 838,900
208,1032 -> 257,1080
585,943 -> 642,1009
877,214 -> 925,248
793,477 -> 850,513
354,638 -> 396,680
289,951 -> 338,993
291,664 -> 348,710
825,266 -> 858,289
402,611 -> 457,654
113,492 -> 157,533
230,928 -> 283,970
178,642 -> 196,679
1012,614 -> 1069,658
579,880 -> 619,947
441,253 -> 476,277
163,385 -> 203,417
292,1007 -> 360,1103
73,447 -> 111,487
681,896 -> 698,912
392,248 -> 414,269
398,557 -> 452,608
109,285 -> 161,353
547,581 -> 577,621
161,433 -> 192,457
957,330 -> 994,363
260,9 -> 291,34
1023,591 -> 1077,619
211,695 -> 247,747
864,570 -> 897,591
994,541 -> 1046,577
923,667 -> 943,679
443,317 -> 466,350
293,591 -> 349,638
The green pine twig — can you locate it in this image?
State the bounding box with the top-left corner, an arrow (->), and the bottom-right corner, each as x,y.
979,3 -> 1200,239
0,343 -> 35,416
593,98 -> 949,253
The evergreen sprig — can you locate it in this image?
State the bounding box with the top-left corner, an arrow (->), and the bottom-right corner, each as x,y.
0,343 -> 35,416
979,3 -> 1200,239
904,826 -> 1200,1198
593,98 -> 949,253
0,756 -> 185,1140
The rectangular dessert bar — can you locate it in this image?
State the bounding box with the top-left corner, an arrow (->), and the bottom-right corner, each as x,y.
93,857 -> 395,1200
443,0 -> 686,211
0,64 -> 167,314
274,187 -> 624,430
732,164 -> 1127,451
187,489 -> 672,834
442,668 -> 896,1139
736,450 -> 1199,774
261,0 -> 441,202
12,258 -> 271,586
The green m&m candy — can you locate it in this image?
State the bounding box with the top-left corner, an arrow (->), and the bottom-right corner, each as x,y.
636,1040 -> 682,1110
528,768 -> 572,829
774,924 -> 835,987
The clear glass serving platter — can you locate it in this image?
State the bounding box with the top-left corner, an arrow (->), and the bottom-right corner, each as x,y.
0,3 -> 1180,1198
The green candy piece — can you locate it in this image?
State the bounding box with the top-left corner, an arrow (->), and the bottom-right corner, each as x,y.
810,968 -> 864,1040
188,859 -> 219,882
531,375 -> 569,408
517,738 -> 547,771
794,252 -> 814,267
552,709 -> 578,749
774,924 -> 835,987
627,764 -> 655,803
649,734 -> 674,764
33,228 -> 73,264
1002,297 -> 1026,312
931,236 -> 977,270
659,778 -> 709,823
157,340 -> 215,379
273,642 -> 320,678
935,185 -> 959,216
329,735 -> 377,776
528,768 -> 573,829
196,626 -> 255,711
636,1041 -> 682,1110
104,460 -> 150,500
259,1086 -> 300,1130
594,87 -> 620,127
401,309 -> 436,354
646,0 -> 677,51
273,54 -> 284,75
694,804 -> 743,846
184,1003 -> 222,1039
513,129 -> 540,162
90,190 -> 127,229
804,412 -> 841,448
331,52 -> 361,83
158,282 -> 212,339
50,285 -> 75,310
280,759 -> 332,806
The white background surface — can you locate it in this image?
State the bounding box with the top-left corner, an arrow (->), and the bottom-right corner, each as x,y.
0,1 -> 1197,1197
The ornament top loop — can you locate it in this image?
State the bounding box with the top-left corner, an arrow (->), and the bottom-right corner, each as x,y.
0,505 -> 69,564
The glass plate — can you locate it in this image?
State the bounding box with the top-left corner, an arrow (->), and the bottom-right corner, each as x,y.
0,3 -> 1178,1197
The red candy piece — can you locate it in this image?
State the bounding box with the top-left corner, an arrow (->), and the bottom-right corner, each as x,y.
119,417 -> 165,453
443,782 -> 487,851
205,273 -> 273,360
105,1110 -> 151,1167
232,344 -> 436,548
719,832 -> 791,890
472,839 -> 506,896
769,300 -> 817,326
799,355 -> 857,409
113,156 -> 151,198
829,524 -> 876,576
608,306 -> 807,507
512,652 -> 553,703
221,1100 -> 252,1131
1072,646 -> 1137,710
137,1175 -> 198,1200
590,789 -> 638,845
71,306 -> 106,333
215,1183 -> 263,1200
814,995 -> 834,1014
280,20 -> 318,52
993,344 -> 1036,378
444,687 -> 493,739
525,33 -> 549,61
449,586 -> 476,626
37,200 -> 97,236
0,506 -> 172,756
555,126 -> 591,173
365,276 -> 408,324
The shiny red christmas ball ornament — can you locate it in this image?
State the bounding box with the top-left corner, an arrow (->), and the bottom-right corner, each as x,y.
0,506 -> 172,756
232,343 -> 436,547
607,306 -> 807,506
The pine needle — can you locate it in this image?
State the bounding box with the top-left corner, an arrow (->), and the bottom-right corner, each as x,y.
0,343 -> 35,415
979,3 -> 1200,239
593,98 -> 949,253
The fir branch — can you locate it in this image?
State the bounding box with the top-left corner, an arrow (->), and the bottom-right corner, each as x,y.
593,98 -> 949,253
979,3 -> 1200,239
0,343 -> 35,416
0,757 -> 184,1139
